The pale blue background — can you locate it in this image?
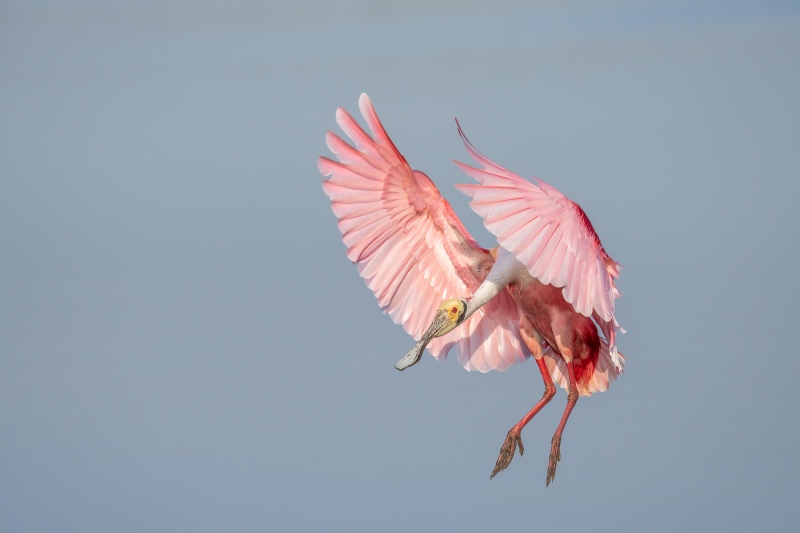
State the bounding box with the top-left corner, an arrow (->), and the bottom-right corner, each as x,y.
2,1 -> 799,531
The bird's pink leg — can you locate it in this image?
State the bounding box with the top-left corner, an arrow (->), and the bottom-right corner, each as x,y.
511,358 -> 558,433
491,326 -> 556,479
546,361 -> 578,486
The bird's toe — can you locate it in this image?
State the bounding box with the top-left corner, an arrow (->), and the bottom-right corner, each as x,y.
490,430 -> 523,479
546,434 -> 562,486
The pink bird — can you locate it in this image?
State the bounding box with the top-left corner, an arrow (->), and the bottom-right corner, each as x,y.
318,94 -> 624,485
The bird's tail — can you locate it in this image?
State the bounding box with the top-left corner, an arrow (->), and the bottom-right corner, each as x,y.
543,340 -> 624,397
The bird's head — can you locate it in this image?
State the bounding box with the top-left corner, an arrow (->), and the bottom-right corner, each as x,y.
395,298 -> 467,371
431,298 -> 468,337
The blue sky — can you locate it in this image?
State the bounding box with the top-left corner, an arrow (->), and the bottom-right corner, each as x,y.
1,1 -> 799,531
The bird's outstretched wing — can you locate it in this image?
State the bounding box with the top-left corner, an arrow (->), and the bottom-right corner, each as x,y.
454,125 -> 623,370
319,94 -> 528,372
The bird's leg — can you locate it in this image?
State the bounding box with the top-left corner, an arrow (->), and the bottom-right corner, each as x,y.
491,325 -> 556,479
490,358 -> 556,479
547,360 -> 578,486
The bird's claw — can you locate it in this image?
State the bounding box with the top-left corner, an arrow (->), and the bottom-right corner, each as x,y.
490,430 -> 524,479
546,434 -> 562,486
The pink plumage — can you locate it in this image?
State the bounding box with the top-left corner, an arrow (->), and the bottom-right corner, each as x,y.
319,94 -> 625,485
453,123 -> 623,372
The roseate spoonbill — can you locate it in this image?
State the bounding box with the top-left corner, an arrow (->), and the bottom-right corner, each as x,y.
318,94 -> 624,485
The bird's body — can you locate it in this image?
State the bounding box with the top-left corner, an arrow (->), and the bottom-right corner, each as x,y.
509,266 -> 602,389
319,94 -> 624,484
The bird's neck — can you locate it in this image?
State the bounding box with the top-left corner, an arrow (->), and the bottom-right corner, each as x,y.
464,247 -> 526,319
465,279 -> 504,319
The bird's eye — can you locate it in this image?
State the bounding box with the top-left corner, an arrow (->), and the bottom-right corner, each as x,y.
451,307 -> 458,314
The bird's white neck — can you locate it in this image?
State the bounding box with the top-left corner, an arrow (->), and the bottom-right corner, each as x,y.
464,279 -> 504,319
464,247 -> 530,319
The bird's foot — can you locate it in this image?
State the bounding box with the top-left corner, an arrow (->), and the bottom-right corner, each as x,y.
490,430 -> 524,479
546,434 -> 562,486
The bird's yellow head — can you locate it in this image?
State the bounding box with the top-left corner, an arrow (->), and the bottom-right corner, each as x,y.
394,298 -> 467,371
434,298 -> 467,337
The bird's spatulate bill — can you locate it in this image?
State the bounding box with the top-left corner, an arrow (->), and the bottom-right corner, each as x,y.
395,310 -> 449,371
394,339 -> 427,371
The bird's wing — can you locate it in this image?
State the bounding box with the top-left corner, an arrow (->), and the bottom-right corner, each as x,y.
454,125 -> 623,369
319,94 -> 528,372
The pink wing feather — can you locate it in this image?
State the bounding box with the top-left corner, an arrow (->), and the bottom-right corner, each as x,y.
319,94 -> 529,372
453,125 -> 623,370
